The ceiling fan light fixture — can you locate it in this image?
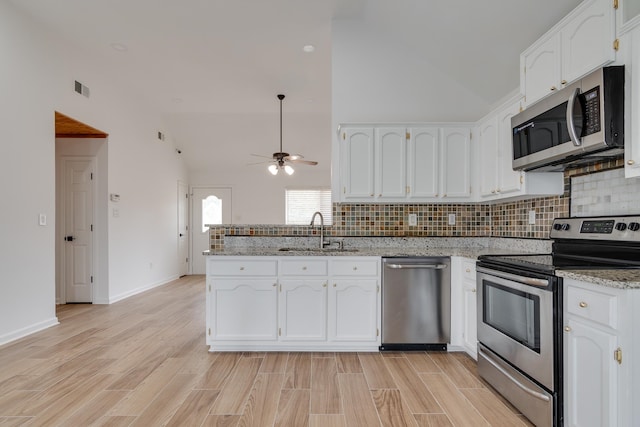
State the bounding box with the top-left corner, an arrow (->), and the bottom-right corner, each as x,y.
268,164 -> 279,175
284,165 -> 294,175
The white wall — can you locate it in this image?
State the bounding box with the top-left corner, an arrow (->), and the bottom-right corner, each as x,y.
0,0 -> 188,344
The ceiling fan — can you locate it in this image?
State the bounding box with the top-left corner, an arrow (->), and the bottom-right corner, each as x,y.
250,94 -> 318,175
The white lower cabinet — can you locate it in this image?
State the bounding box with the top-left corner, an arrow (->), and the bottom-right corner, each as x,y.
329,279 -> 379,342
207,256 -> 380,351
563,278 -> 640,427
211,278 -> 278,341
450,257 -> 477,359
279,279 -> 327,341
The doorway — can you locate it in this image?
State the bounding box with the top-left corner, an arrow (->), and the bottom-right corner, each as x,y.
191,187 -> 232,274
55,112 -> 108,304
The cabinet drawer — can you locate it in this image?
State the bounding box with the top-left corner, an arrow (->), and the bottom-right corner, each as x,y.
280,259 -> 328,276
331,259 -> 379,276
462,260 -> 476,280
566,285 -> 618,329
208,258 -> 277,276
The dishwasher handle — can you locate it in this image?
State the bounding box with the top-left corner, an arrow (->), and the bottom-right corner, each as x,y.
385,263 -> 448,270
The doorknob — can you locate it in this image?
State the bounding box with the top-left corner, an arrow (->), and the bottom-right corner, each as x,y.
64,236 -> 75,242
179,233 -> 184,237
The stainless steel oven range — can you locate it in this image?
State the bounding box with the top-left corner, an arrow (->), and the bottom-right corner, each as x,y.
477,214 -> 640,427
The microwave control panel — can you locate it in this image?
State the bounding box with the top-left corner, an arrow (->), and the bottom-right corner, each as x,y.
582,87 -> 601,136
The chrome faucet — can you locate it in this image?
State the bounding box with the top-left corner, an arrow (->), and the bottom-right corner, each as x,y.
310,211 -> 328,249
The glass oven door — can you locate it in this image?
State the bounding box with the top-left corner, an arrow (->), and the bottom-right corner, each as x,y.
477,266 -> 555,391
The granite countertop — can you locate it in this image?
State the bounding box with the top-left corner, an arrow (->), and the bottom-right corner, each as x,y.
557,270 -> 640,290
203,246 -> 533,260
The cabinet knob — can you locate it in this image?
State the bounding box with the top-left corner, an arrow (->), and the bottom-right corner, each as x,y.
302,266 -> 307,270
353,266 -> 358,270
370,193 -> 374,197
628,160 -> 636,166
471,288 -> 476,293
550,86 -> 557,91
378,194 -> 382,197
561,80 -> 567,85
273,283 -> 277,287
323,283 -> 327,287
579,301 -> 588,308
564,326 -> 572,332
333,283 -> 337,288
465,268 -> 471,273
239,266 -> 245,271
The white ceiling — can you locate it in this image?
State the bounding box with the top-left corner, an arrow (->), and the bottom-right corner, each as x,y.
11,0 -> 583,174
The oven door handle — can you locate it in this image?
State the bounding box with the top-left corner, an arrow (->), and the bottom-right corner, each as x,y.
477,266 -> 549,288
480,348 -> 551,403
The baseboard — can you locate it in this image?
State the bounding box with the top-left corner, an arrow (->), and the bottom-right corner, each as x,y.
0,317 -> 59,346
108,274 -> 180,304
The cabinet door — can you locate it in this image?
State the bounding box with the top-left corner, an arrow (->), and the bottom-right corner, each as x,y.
376,127 -> 406,199
329,279 -> 378,342
561,0 -> 615,84
279,279 -> 328,341
625,26 -> 640,177
211,279 -> 278,341
408,127 -> 439,198
564,318 -> 618,427
462,279 -> 477,359
477,118 -> 498,197
522,34 -> 562,105
496,100 -> 524,195
341,127 -> 375,199
441,128 -> 471,198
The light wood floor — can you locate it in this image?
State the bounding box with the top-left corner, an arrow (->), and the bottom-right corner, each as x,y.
0,275 -> 534,427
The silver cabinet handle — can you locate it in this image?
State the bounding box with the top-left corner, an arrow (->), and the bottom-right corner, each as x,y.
386,264 -> 448,270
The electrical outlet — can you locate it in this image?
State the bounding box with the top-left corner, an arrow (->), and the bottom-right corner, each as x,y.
448,213 -> 456,225
38,214 -> 46,226
529,210 -> 536,225
408,214 -> 417,226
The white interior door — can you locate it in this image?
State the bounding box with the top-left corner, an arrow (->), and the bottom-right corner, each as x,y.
63,158 -> 94,303
191,187 -> 232,274
178,181 -> 189,276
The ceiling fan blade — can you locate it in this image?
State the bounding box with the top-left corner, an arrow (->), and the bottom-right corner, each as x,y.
284,154 -> 304,161
246,160 -> 274,166
288,158 -> 318,165
250,153 -> 274,159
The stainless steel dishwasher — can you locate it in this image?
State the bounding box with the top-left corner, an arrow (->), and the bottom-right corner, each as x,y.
380,257 -> 451,351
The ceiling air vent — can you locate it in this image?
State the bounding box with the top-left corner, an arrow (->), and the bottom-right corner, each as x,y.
74,80 -> 90,98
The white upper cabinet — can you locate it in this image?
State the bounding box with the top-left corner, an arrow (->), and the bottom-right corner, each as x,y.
408,127 -> 440,198
521,0 -> 616,107
476,95 -> 563,201
623,24 -> 640,177
617,0 -> 640,34
341,127 -> 375,199
338,125 -> 472,203
522,33 -> 563,105
441,127 -> 471,198
376,127 -> 407,199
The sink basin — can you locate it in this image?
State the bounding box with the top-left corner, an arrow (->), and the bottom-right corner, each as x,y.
278,247 -> 359,253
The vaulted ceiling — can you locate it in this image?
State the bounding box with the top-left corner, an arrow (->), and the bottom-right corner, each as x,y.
12,0 -> 582,174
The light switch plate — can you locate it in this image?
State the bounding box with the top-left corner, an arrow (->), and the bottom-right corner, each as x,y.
408,214 -> 417,226
529,210 -> 536,225
448,213 -> 456,225
38,214 -> 46,226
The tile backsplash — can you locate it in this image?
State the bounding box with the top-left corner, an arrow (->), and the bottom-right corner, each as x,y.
571,168 -> 640,216
209,159 -> 628,250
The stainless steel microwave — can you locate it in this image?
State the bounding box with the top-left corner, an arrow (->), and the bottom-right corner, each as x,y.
512,66 -> 625,171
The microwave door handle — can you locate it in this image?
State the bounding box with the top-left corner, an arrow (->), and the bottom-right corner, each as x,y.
566,87 -> 582,147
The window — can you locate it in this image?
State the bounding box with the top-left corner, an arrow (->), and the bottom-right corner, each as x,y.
202,195 -> 223,232
285,188 -> 332,225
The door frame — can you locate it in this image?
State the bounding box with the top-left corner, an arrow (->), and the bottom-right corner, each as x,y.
189,185 -> 233,274
177,180 -> 189,277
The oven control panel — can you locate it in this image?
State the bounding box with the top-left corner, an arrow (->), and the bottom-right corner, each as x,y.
550,215 -> 640,241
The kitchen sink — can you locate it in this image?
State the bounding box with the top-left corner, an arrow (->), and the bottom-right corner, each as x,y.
277,247 -> 359,253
